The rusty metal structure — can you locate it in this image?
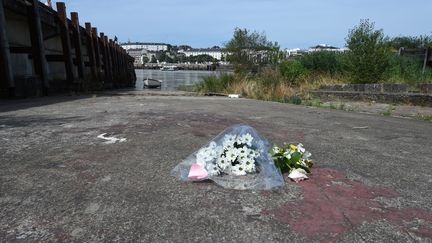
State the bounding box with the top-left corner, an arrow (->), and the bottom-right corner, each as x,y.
0,0 -> 136,98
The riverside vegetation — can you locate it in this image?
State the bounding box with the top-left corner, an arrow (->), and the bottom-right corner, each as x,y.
178,20 -> 432,104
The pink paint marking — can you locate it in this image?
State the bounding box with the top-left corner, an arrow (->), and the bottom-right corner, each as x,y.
263,168 -> 432,241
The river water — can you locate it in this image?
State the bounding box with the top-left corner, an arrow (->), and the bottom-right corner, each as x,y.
135,69 -> 221,91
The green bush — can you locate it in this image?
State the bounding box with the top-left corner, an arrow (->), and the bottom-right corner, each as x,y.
298,51 -> 348,75
386,56 -> 432,85
279,60 -> 308,85
253,67 -> 284,88
196,74 -> 236,93
346,19 -> 392,83
285,96 -> 302,105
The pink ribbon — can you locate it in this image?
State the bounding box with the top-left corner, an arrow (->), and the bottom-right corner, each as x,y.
188,163 -> 208,181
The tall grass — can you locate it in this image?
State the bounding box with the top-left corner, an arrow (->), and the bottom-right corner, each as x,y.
386,56 -> 432,85
194,68 -> 338,102
196,74 -> 238,93
189,51 -> 432,102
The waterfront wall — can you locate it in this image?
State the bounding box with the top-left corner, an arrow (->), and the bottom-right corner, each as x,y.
312,84 -> 432,106
142,63 -> 234,72
0,0 -> 136,98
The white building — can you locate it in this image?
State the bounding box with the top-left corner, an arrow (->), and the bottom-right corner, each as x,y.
121,42 -> 169,52
126,49 -> 147,66
285,48 -> 302,57
178,48 -> 225,61
285,44 -> 349,57
307,44 -> 349,53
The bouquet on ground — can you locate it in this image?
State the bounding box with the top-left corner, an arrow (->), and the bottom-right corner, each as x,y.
171,124 -> 285,190
270,143 -> 314,183
194,133 -> 260,177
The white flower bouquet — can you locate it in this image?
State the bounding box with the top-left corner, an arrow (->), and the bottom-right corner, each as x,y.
171,124 -> 284,190
196,133 -> 259,176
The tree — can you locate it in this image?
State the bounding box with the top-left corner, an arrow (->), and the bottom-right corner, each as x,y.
389,35 -> 432,50
150,55 -> 157,63
346,19 -> 392,83
225,28 -> 280,73
141,56 -> 149,64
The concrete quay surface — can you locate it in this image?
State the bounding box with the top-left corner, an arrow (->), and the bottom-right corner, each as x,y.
1,93 -> 432,242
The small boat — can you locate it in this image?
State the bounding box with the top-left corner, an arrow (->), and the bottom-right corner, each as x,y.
144,78 -> 162,89
160,65 -> 178,71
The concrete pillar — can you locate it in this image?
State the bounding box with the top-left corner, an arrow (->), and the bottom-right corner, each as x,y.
56,2 -> 74,85
0,0 -> 14,96
28,0 -> 50,95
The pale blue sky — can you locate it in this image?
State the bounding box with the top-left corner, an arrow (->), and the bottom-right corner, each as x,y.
60,0 -> 432,49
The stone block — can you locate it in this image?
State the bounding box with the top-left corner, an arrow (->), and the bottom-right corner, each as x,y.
382,84 -> 408,93
365,84 -> 383,93
419,84 -> 432,94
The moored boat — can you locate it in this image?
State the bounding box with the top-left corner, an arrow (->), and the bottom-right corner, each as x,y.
144,78 -> 162,89
160,65 -> 178,71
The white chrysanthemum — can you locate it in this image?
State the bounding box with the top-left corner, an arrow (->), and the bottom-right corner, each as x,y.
209,141 -> 217,149
297,143 -> 306,153
236,136 -> 245,145
252,150 -> 260,159
196,151 -> 208,166
215,146 -> 224,156
225,148 -> 239,162
283,151 -> 293,160
206,163 -> 220,176
223,141 -> 235,151
231,164 -> 247,176
241,133 -> 253,146
236,146 -> 248,160
303,151 -> 312,160
223,163 -> 233,175
272,146 -> 281,154
223,134 -> 237,147
245,165 -> 256,173
203,150 -> 215,161
238,154 -> 249,164
241,159 -> 256,173
196,145 -> 219,167
217,155 -> 230,170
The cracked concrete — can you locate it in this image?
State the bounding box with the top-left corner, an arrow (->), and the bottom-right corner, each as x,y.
0,93 -> 431,242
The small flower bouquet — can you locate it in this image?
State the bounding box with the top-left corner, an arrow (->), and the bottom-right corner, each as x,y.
195,133 -> 260,177
271,143 -> 314,182
171,124 -> 284,190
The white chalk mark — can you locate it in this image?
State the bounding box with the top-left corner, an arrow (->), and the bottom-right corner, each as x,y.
97,133 -> 127,144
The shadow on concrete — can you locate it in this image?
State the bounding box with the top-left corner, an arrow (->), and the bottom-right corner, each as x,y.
0,94 -> 95,113
0,115 -> 88,128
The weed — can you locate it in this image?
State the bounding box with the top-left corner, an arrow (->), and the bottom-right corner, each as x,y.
382,106 -> 394,116
416,114 -> 432,122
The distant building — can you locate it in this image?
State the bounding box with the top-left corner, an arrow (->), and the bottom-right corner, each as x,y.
126,48 -> 148,66
121,42 -> 169,52
285,48 -> 302,57
285,44 -> 349,57
178,48 -> 225,61
308,44 -> 349,53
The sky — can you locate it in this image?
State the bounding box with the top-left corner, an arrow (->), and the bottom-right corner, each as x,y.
59,0 -> 432,49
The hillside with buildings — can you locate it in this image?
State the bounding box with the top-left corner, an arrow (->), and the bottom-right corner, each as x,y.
120,42 -> 228,67
120,42 -> 348,68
